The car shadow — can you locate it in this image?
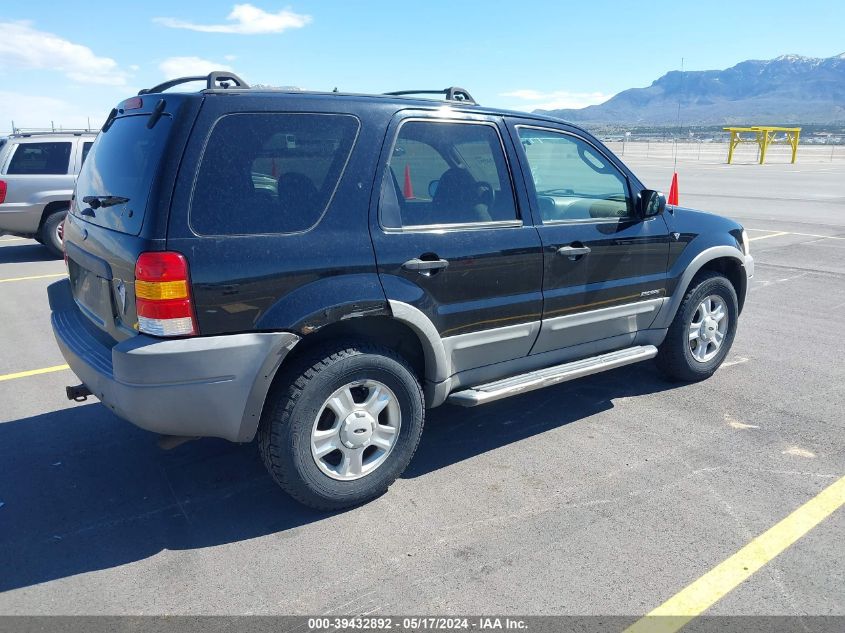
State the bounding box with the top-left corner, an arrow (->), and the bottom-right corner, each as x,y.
406,362 -> 677,477
0,243 -> 58,264
0,363 -> 679,592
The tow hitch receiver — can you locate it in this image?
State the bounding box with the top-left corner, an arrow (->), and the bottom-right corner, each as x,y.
66,384 -> 92,402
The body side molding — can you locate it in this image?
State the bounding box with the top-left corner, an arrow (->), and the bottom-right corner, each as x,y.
442,320 -> 541,375
544,298 -> 664,331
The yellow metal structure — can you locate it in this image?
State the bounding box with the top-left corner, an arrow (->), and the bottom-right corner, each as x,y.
724,126 -> 801,164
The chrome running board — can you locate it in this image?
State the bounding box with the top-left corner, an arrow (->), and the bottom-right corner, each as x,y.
447,345 -> 658,407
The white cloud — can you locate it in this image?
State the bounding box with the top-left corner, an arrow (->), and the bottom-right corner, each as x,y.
159,56 -> 233,79
0,92 -> 101,132
0,21 -> 129,86
154,4 -> 311,34
500,89 -> 612,112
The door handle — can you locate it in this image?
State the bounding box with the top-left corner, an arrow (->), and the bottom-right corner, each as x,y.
402,258 -> 449,272
557,245 -> 591,258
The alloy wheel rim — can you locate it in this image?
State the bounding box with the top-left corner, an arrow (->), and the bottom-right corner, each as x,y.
310,379 -> 401,481
688,294 -> 728,363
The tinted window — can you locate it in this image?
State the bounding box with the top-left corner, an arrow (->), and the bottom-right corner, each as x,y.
191,113 -> 359,235
8,142 -> 71,175
380,121 -> 517,228
518,127 -> 632,222
81,142 -> 94,166
73,115 -> 172,235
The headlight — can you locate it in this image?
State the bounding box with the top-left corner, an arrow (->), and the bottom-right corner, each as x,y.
741,229 -> 750,255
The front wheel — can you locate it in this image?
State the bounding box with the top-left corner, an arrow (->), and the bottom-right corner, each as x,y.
258,341 -> 425,510
655,271 -> 739,382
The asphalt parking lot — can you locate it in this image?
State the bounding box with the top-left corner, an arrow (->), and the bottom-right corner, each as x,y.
0,144 -> 843,622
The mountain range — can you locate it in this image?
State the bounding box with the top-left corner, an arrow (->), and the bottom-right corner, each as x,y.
537,53 -> 845,126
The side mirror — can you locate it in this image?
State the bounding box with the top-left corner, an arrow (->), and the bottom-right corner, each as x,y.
638,189 -> 666,218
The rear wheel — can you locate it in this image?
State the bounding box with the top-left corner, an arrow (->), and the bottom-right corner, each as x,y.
258,341 -> 425,510
655,271 -> 738,381
39,209 -> 66,258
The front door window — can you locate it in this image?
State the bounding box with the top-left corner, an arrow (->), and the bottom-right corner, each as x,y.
518,127 -> 632,222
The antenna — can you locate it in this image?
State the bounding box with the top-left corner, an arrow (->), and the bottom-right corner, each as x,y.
673,57 -> 684,173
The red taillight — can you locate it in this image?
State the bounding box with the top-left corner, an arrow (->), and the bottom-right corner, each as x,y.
136,251 -> 189,282
134,251 -> 196,337
0,180 -> 7,204
137,298 -> 194,320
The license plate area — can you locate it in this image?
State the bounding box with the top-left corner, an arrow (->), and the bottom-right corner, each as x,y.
69,259 -> 115,329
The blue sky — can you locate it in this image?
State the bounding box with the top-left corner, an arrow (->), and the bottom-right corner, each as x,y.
1,0 -> 843,132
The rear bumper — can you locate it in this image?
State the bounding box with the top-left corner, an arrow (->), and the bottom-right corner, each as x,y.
0,202 -> 43,235
49,279 -> 300,442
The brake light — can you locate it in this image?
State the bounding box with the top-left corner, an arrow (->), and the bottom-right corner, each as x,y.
122,96 -> 143,110
0,180 -> 6,204
134,252 -> 197,337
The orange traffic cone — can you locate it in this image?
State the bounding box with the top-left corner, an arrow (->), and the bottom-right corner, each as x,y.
403,164 -> 414,200
668,172 -> 679,206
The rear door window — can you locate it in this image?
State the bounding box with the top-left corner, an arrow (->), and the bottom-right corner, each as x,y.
7,142 -> 72,175
72,115 -> 172,235
190,113 -> 359,236
380,120 -> 518,228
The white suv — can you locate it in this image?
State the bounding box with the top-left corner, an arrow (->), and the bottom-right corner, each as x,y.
0,131 -> 97,256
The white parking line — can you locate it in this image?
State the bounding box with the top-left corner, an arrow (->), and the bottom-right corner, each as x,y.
747,229 -> 845,241
782,231 -> 845,241
748,231 -> 789,242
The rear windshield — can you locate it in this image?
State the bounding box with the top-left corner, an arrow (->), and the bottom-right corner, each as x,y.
190,112 -> 359,235
72,114 -> 172,235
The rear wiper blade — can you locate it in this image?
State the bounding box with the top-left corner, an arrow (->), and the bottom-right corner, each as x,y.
82,195 -> 130,209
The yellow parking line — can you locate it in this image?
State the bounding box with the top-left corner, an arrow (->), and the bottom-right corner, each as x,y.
625,474 -> 845,633
0,364 -> 70,382
748,231 -> 789,242
0,237 -> 27,242
0,273 -> 67,284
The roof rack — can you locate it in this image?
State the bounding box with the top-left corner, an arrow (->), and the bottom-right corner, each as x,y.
138,71 -> 249,95
9,126 -> 97,137
384,87 -> 477,105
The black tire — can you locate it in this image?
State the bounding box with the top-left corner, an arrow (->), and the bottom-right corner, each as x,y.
258,341 -> 425,510
39,209 -> 66,258
655,271 -> 738,382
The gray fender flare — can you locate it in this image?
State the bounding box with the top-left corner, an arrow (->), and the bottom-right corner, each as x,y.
652,245 -> 749,329
388,300 -> 449,383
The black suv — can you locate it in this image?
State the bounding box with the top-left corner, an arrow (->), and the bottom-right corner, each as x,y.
50,72 -> 753,509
